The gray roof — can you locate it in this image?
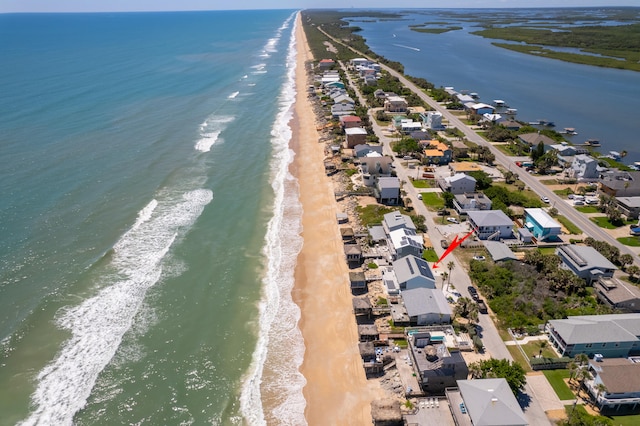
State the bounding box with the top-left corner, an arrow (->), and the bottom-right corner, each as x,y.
402,288 -> 452,317
617,196 -> 640,208
458,379 -> 528,426
377,176 -> 400,190
483,241 -> 517,261
467,210 -> 513,227
368,225 -> 387,242
557,245 -> 617,272
549,313 -> 640,345
393,255 -> 435,284
383,211 -> 416,232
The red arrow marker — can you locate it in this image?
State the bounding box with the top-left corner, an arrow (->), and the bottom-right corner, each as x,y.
433,229 -> 475,268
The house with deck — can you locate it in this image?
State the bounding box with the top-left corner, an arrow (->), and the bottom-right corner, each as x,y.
595,276 -> 640,313
547,313 -> 640,358
402,288 -> 452,325
345,127 -> 368,148
599,171 -> 640,197
586,358 -> 640,414
384,96 -> 408,113
388,227 -> 424,260
616,196 -> 640,220
571,154 -> 599,180
556,244 -> 617,284
409,331 -> 468,394
439,173 -> 476,195
382,211 -> 416,234
376,177 -> 401,205
453,192 -> 492,214
467,210 -> 514,240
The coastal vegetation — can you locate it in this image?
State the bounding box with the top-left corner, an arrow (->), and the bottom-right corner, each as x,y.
409,25 -> 462,34
468,358 -> 527,395
473,24 -> 640,72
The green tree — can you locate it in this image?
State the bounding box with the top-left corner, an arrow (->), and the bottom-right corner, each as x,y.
468,170 -> 493,190
531,141 -> 545,162
627,264 -> 640,282
469,358 -> 527,395
619,254 -> 633,270
442,191 -> 455,208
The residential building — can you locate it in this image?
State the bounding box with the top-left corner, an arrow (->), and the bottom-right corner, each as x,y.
440,173 -> 477,194
452,379 -> 528,426
318,58 -> 335,70
420,111 -> 444,130
453,192 -> 492,214
388,228 -> 424,260
382,211 -> 416,234
594,276 -> 640,312
616,196 -> 640,220
547,313 -> 640,358
467,210 -> 514,240
339,115 -> 362,129
402,288 -> 451,325
331,103 -> 355,118
468,102 -> 495,115
483,241 -> 518,262
523,208 -> 562,242
409,331 -> 468,394
344,243 -> 362,264
571,154 -> 599,180
599,171 -> 640,197
518,132 -> 556,147
360,156 -> 393,183
399,119 -> 422,134
422,140 -> 452,165
384,95 -> 408,113
586,358 -> 640,414
353,143 -> 383,158
349,271 -> 367,291
376,176 -> 401,205
344,127 -> 368,148
556,244 -> 617,284
392,255 -> 436,290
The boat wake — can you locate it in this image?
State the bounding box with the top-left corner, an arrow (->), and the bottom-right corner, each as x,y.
393,43 -> 420,51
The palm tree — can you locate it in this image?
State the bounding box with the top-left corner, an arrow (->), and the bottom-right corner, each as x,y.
538,340 -> 549,358
577,367 -> 592,391
575,353 -> 589,367
628,265 -> 640,282
567,361 -> 578,385
593,383 -> 607,406
447,261 -> 455,286
441,272 -> 449,291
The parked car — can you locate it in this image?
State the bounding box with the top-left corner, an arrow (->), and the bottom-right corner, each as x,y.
447,217 -> 459,224
472,255 -> 486,261
574,200 -> 585,206
541,196 -> 550,203
460,403 -> 467,414
437,209 -> 450,216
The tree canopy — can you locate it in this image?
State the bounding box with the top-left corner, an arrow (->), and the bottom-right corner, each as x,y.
468,358 -> 527,395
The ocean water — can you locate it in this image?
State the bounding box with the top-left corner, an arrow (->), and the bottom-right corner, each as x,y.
0,9 -> 304,425
348,8 -> 640,162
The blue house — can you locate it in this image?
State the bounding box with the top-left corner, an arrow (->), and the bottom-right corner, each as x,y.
523,208 -> 562,242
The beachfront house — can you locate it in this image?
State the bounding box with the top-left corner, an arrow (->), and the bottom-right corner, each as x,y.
556,244 -> 617,284
453,192 -> 492,214
402,287 -> 452,325
523,208 -> 562,242
331,103 -> 355,118
546,313 -> 640,358
409,331 -> 468,394
450,379 -> 528,426
570,154 -> 599,180
339,115 -> 362,129
388,227 -> 423,260
318,58 -> 335,70
349,271 -> 367,292
594,276 -> 640,313
375,177 -> 401,205
345,127 -> 368,149
439,173 -> 476,195
392,255 -> 436,291
360,156 -> 393,179
353,143 -> 384,158
344,243 -> 362,265
585,358 -> 640,414
466,210 -> 514,240
382,211 -> 416,234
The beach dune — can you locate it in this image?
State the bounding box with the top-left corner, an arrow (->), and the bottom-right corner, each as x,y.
291,13 -> 383,425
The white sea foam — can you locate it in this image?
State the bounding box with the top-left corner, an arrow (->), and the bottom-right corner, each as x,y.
18,189 -> 213,426
195,115 -> 235,152
228,91 -> 240,99
239,12 -> 306,426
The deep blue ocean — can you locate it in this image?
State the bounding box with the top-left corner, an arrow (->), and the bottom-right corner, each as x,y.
0,10 -> 304,425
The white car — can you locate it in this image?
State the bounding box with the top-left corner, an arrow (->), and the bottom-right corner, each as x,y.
541,196 -> 550,203
417,193 -> 423,200
447,217 -> 459,224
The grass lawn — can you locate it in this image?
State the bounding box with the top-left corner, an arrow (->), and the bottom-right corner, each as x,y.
556,215 -> 582,234
421,192 -> 445,210
606,413 -> 640,426
519,341 -> 557,359
506,345 -> 532,373
591,216 -> 624,229
423,248 -> 439,262
541,179 -> 560,185
618,236 -> 640,247
543,370 -> 575,400
411,178 -> 435,188
554,187 -> 575,197
356,204 -> 395,226
538,247 -> 557,255
575,206 -> 600,214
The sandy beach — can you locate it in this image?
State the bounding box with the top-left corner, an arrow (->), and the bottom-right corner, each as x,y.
290,13 -> 383,425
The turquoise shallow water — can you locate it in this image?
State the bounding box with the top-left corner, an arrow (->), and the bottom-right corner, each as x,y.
0,10 -> 304,425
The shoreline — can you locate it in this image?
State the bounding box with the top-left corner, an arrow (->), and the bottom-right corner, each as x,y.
289,13 -> 384,425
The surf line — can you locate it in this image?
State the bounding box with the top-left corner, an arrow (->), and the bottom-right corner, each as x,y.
392,43 -> 420,51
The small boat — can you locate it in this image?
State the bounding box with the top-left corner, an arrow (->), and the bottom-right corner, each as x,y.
529,119 -> 555,127
631,162 -> 640,171
470,92 -> 479,99
560,127 -> 578,135
584,138 -> 601,147
493,99 -> 508,108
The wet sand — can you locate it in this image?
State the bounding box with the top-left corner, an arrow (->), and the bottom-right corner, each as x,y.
290,13 -> 383,426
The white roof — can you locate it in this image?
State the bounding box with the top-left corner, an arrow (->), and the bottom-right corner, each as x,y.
524,208 -> 561,230
345,127 -> 368,135
389,228 -> 423,251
